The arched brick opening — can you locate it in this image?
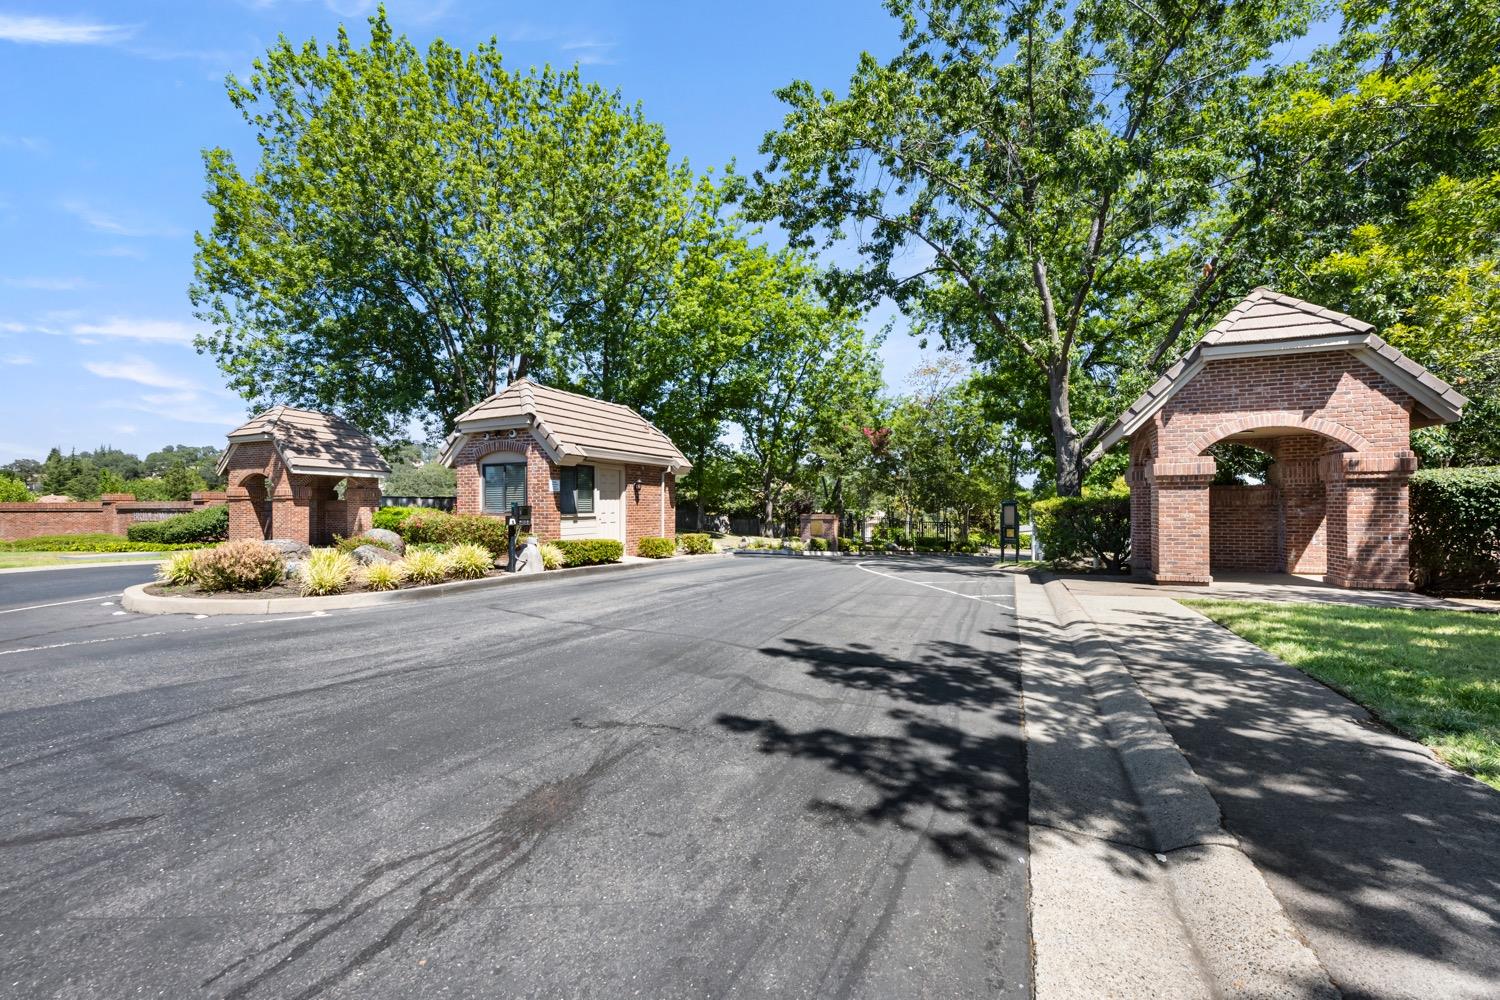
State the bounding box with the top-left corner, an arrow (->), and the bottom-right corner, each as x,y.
1198,429 -> 1350,577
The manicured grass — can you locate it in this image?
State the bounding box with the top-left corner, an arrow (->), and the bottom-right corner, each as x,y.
0,551 -> 166,569
0,533 -> 206,553
1184,599 -> 1500,790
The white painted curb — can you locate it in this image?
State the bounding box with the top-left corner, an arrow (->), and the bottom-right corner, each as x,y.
122,551 -> 733,616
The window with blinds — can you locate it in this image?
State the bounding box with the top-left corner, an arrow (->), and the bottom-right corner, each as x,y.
560,464 -> 595,516
481,462 -> 527,513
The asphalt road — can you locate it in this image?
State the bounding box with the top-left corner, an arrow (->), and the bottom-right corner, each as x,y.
0,556 -> 1028,999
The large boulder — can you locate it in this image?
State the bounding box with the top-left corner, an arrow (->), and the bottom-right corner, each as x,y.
362,528 -> 405,555
264,539 -> 311,559
349,544 -> 402,566
284,559 -> 305,580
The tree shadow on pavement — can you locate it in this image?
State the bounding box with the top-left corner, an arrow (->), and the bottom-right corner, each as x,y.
717,631 -> 1026,871
1115,606 -> 1500,991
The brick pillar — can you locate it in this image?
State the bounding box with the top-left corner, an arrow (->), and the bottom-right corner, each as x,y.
343,477 -> 382,536
1323,451 -> 1417,590
1147,457 -> 1216,585
1127,463 -> 1153,577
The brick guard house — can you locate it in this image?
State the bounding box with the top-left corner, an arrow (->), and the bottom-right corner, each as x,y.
1093,288 -> 1466,590
220,407 -> 391,545
438,379 -> 690,556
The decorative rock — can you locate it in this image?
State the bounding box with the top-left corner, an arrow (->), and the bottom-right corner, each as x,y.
362,528 -> 405,554
349,544 -> 402,566
284,559 -> 305,579
264,539 -> 312,559
514,538 -> 543,574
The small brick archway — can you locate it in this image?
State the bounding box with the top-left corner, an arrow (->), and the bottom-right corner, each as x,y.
219,407 -> 390,546
1096,289 -> 1466,590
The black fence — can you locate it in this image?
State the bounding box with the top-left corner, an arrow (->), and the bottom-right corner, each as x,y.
380,495 -> 455,511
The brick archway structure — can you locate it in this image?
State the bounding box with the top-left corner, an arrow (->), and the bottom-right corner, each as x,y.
1096,288 -> 1466,590
219,407 -> 390,546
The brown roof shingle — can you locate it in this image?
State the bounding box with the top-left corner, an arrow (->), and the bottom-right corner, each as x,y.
220,406 -> 390,478
1091,288 -> 1466,457
444,379 -> 690,472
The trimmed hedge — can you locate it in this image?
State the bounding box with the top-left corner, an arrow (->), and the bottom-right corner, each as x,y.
678,532 -> 716,555
1410,466 -> 1500,593
1033,492 -> 1131,572
399,509 -> 508,557
127,504 -> 228,544
637,536 -> 675,558
554,538 -> 624,566
373,505 -> 425,532
0,533 -> 207,553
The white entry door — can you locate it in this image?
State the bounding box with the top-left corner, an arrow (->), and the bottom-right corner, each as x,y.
596,466 -> 623,542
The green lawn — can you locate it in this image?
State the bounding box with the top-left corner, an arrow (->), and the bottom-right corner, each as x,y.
1184,600 -> 1500,791
0,551 -> 168,570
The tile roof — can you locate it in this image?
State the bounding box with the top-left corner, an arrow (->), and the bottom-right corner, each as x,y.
220,406 -> 391,478
1092,288 -> 1467,457
443,379 -> 691,473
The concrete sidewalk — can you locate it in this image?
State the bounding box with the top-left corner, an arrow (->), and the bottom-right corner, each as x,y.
1016,575 -> 1336,999
1061,584 -> 1500,1000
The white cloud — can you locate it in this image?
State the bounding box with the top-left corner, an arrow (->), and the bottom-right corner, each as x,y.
84,356 -> 197,389
2,275 -> 87,291
2,353 -> 33,365
61,199 -> 183,239
0,134 -> 48,154
114,423 -> 138,435
560,38 -> 618,65
68,317 -> 200,344
0,14 -> 134,45
0,321 -> 27,333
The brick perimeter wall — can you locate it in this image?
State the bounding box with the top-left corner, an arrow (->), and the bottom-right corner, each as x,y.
0,492 -> 226,540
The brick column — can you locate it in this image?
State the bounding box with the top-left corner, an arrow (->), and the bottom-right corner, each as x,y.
1126,464 -> 1153,578
1323,451 -> 1416,590
1147,457 -> 1216,585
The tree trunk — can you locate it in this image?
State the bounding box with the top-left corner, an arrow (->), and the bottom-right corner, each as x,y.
1047,359 -> 1084,497
761,467 -> 775,537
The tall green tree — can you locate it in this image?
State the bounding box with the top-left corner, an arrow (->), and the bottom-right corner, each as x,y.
192,11 -> 701,436
750,0 -> 1315,494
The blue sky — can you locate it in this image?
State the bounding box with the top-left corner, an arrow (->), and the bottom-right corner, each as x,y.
0,0 -> 917,464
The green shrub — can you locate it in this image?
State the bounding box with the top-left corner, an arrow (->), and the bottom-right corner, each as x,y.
333,532 -> 399,555
0,533 -> 207,553
126,505 -> 227,544
192,540 -> 284,592
373,505 -> 427,532
1410,466 -> 1500,593
1033,491 -> 1131,572
399,509 -> 508,557
0,474 -> 34,502
677,532 -> 715,555
163,505 -> 227,543
362,561 -> 405,591
637,536 -> 675,558
784,539 -> 806,552
539,541 -> 565,570
402,548 -> 447,584
808,536 -> 829,552
554,538 -> 624,566
443,542 -> 493,579
156,550 -> 201,586
300,548 -> 356,596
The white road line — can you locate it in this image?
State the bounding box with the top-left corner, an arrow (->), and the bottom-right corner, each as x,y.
853,562 -> 1012,608
0,594 -> 123,615
0,611 -> 335,657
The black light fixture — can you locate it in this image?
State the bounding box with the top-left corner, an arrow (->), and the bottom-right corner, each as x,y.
632,477 -> 642,502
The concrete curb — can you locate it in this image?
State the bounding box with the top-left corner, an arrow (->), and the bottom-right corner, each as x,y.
1039,574 -> 1232,853
1027,572 -> 1339,999
121,552 -> 734,616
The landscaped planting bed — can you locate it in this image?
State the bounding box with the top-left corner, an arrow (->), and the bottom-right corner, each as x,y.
0,533 -> 210,553
144,531 -> 626,599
